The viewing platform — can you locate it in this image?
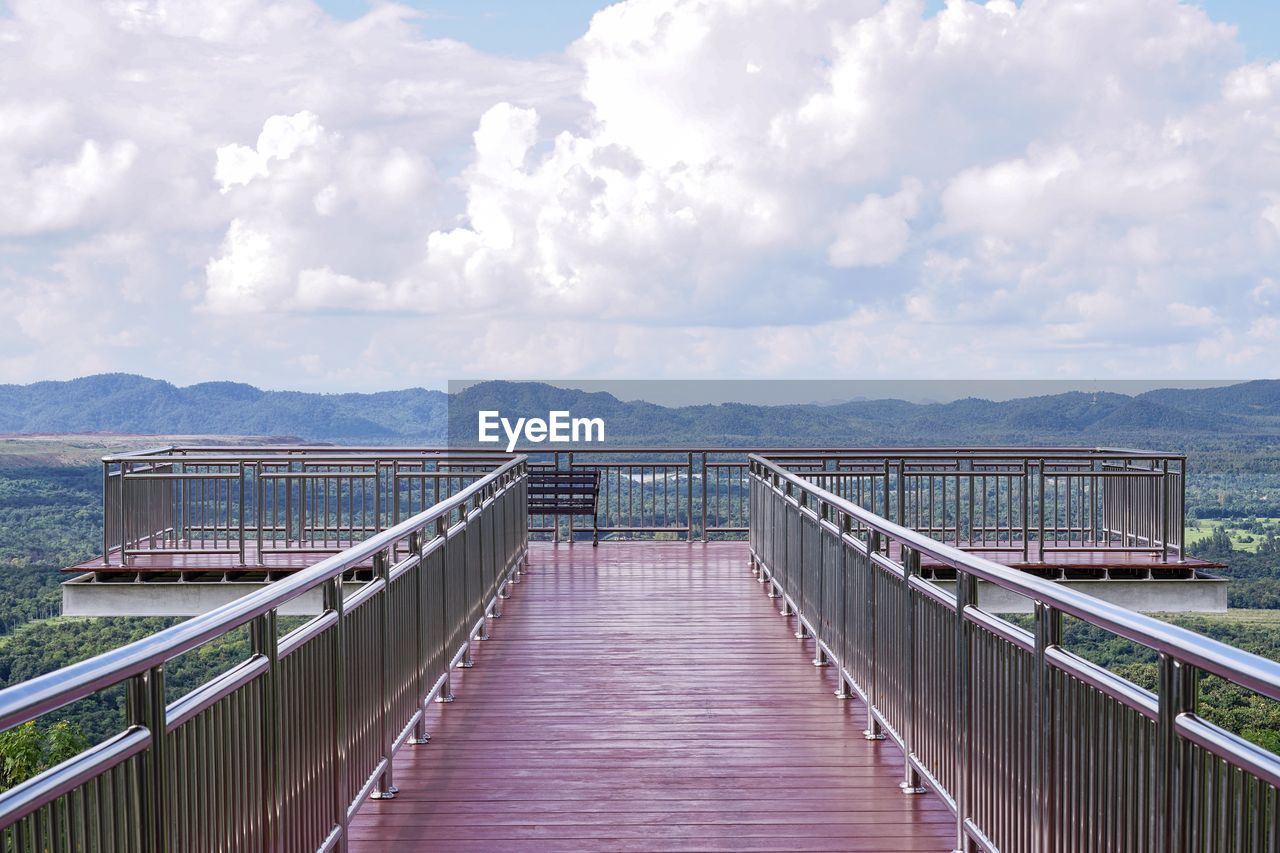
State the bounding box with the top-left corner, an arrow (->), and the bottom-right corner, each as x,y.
61,446 -> 1225,616
3,447 -> 1270,853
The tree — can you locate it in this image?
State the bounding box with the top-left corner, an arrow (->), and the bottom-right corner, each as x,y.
0,720 -> 89,791
1198,526 -> 1236,561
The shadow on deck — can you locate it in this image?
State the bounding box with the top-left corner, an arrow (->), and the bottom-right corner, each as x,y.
349,541 -> 954,852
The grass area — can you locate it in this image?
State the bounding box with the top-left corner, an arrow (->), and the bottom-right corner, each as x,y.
1197,609 -> 1280,624
1185,518 -> 1280,553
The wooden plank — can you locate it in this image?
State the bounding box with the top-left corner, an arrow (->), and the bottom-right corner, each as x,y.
348,541 -> 956,851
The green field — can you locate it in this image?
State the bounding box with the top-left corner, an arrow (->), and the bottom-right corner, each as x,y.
1186,518 -> 1280,553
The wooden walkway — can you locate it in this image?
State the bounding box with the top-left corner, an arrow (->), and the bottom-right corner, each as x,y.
349,542 -> 955,852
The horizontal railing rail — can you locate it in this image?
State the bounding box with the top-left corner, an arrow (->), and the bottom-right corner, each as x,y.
749,453 -> 1277,853
100,449 -> 515,566
95,446 -> 1186,562
521,448 -> 1183,556
1,457 -> 529,852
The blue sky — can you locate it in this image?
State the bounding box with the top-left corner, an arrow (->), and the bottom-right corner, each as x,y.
315,0 -> 1280,59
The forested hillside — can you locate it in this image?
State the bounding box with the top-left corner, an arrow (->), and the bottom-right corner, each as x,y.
5,376 -> 1280,445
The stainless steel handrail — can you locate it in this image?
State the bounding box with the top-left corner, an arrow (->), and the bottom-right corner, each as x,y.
1,455 -> 525,731
1,456 -> 530,852
749,453 -> 1278,853
106,445 -> 1186,461
95,445 -> 1185,559
751,455 -> 1274,697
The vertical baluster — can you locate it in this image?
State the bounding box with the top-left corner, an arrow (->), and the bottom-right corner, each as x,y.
955,570 -> 976,852
1157,654 -> 1198,852
865,530 -> 884,741
1033,603 -> 1061,853
685,452 -> 694,541
901,547 -> 925,794
127,666 -> 169,853
323,577 -> 348,850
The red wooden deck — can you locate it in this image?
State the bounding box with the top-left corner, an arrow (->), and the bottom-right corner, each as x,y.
348,541 -> 955,852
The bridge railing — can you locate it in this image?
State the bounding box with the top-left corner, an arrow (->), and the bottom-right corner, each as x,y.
96,446 -> 1183,561
0,457 -> 529,852
785,449 -> 1185,561
100,448 -> 513,566
749,454 -> 1277,853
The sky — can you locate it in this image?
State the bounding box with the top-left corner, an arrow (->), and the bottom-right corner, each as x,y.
315,1 -> 1280,60
1,0 -> 1279,392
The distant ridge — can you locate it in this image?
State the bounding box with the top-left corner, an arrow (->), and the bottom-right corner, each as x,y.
0,375 -> 1277,446
0,374 -> 446,440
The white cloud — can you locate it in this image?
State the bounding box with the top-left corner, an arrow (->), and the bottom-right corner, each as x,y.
1,0 -> 1279,388
215,111 -> 323,191
828,179 -> 922,267
204,218 -> 289,314
0,137 -> 139,235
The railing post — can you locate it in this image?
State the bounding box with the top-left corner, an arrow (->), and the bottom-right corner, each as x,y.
777,486 -> 793,613
1157,654 -> 1198,853
567,452 -> 576,543
835,513 -> 853,700
1179,457 -> 1187,562
238,462 -> 247,567
127,665 -> 169,853
864,530 -> 883,741
373,461 -> 382,536
553,450 -> 561,544
687,451 -> 695,542
812,500 -> 829,666
459,514 -> 476,668
896,460 -> 905,529
792,492 -> 809,636
1021,460 -> 1030,561
102,461 -> 112,566
284,464 -> 294,548
1037,459 -> 1046,562
954,570 -> 977,852
255,462 -> 264,563
882,460 -> 890,522
323,577 -> 349,850
119,463 -> 129,567
1160,458 -> 1170,563
410,530 -> 432,744
900,547 -> 924,794
701,452 -> 709,542
436,516 -> 456,703
252,611 -> 282,849
1032,603 -> 1061,853
392,461 -> 401,534
371,549 -> 396,799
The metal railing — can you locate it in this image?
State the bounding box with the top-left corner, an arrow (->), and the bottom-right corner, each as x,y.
0,457 -> 529,852
749,454 -> 1277,853
521,448 -> 1185,559
528,449 -> 750,541
97,446 -> 1184,560
101,448 -> 511,566
788,449 -> 1184,561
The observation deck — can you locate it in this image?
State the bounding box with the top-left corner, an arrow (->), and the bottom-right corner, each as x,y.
62,446 -> 1225,616
1,447 -> 1267,853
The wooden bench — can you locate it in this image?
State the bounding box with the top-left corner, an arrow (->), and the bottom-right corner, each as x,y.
527,468 -> 600,544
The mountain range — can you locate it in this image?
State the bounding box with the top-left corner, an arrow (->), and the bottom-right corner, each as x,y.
2,375 -> 1279,447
